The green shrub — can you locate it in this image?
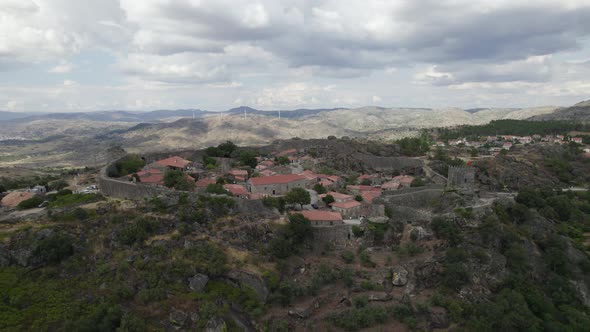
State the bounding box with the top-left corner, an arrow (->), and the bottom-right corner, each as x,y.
360,250 -> 375,268
351,225 -> 364,237
34,234 -> 74,264
47,193 -> 100,208
341,250 -> 355,264
17,196 -> 44,210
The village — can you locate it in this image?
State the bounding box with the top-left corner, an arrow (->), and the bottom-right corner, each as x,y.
120,147 -> 416,226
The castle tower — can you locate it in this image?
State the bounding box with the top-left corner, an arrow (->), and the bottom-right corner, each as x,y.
446,166 -> 475,193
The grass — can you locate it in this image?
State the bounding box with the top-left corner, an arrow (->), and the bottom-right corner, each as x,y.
47,193 -> 100,208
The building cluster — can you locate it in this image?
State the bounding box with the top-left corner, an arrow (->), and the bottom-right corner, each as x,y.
437,134 -> 587,156
129,148 -> 420,226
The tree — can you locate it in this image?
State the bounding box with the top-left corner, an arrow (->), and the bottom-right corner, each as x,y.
285,188 -> 310,208
360,178 -> 372,186
286,213 -> 313,244
322,194 -> 335,205
206,183 -> 229,195
354,195 -> 363,202
313,183 -> 327,194
163,169 -> 195,191
275,156 -> 290,165
0,184 -> 5,193
411,178 -> 425,187
239,150 -> 258,168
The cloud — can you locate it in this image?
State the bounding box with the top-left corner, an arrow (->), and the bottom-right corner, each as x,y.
49,61 -> 74,73
1,0 -> 590,111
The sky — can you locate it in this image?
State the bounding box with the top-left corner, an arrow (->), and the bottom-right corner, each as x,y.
1,0 -> 590,112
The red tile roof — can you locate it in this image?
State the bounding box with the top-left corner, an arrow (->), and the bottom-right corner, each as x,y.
259,170 -> 276,177
322,191 -> 352,201
347,185 -> 381,192
249,174 -> 306,186
155,156 -> 191,168
196,178 -> 216,188
361,190 -> 381,203
296,210 -> 343,222
224,184 -> 248,196
381,180 -> 400,190
330,200 -> 361,209
140,174 -> 164,185
228,169 -> 248,176
392,175 -> 414,185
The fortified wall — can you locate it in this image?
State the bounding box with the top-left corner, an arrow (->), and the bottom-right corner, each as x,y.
98,155 -> 274,217
312,224 -> 354,248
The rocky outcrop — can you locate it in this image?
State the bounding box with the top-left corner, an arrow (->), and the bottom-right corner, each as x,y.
204,317 -> 227,332
169,309 -> 188,329
188,273 -> 209,292
391,265 -> 409,286
227,270 -> 269,303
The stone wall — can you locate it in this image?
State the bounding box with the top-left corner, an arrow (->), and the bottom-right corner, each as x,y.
248,179 -> 307,196
312,224 -> 353,247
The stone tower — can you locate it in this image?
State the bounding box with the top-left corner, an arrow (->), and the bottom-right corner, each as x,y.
447,166 -> 475,192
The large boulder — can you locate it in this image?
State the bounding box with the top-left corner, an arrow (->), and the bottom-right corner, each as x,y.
391,265 -> 409,286
227,270 -> 269,303
410,226 -> 432,242
189,273 -> 209,292
204,318 -> 227,332
169,309 -> 188,329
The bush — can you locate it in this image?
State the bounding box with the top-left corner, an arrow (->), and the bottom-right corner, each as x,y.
206,183 -> 229,195
351,225 -> 364,237
411,178 -> 425,187
322,194 -> 335,205
431,217 -> 463,246
354,195 -> 363,202
17,196 -> 44,210
183,241 -> 228,276
360,250 -> 375,268
341,250 -> 355,264
112,154 -> 145,177
118,218 -> 158,245
164,169 -> 195,191
313,183 -> 327,194
34,234 -> 74,264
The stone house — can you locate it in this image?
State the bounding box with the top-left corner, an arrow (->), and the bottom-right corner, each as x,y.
330,200 -> 362,219
296,210 -> 344,226
223,184 -> 249,199
319,191 -> 353,203
248,174 -> 308,196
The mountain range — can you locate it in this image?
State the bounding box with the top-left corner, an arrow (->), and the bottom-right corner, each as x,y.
0,101 -> 587,167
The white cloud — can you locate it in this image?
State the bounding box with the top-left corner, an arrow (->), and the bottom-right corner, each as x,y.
49,61 -> 74,73
1,0 -> 590,111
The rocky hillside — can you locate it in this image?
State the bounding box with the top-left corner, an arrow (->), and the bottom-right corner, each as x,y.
528,101 -> 590,121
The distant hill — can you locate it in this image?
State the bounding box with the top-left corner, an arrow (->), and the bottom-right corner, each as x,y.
0,111 -> 40,121
528,102 -> 590,121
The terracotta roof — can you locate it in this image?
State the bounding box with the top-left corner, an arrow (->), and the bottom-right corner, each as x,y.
224,184 -> 249,196
324,191 -> 353,201
381,180 -> 401,190
141,175 -> 164,185
347,185 -> 381,192
1,191 -> 35,207
330,200 -> 361,209
196,178 -> 216,188
136,168 -> 163,177
228,169 -> 248,176
259,170 -> 276,177
155,156 -> 191,168
392,175 -> 414,185
361,190 -> 381,203
260,160 -> 275,166
327,175 -> 341,182
249,174 -> 306,186
296,210 -> 343,222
